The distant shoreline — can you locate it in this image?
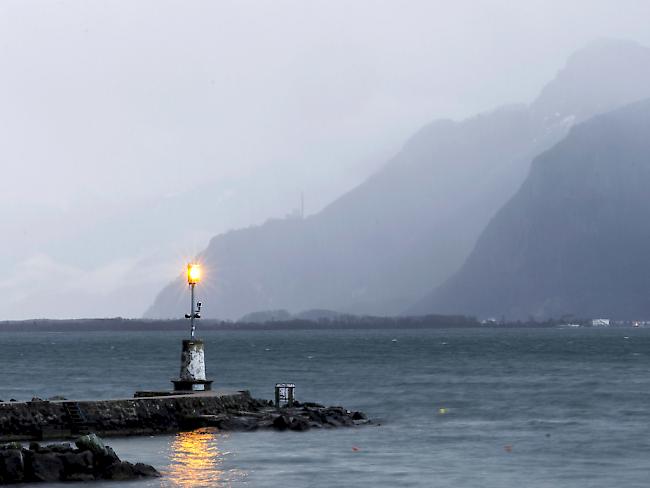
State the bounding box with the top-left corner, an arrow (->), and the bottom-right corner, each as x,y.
0,316 -> 611,332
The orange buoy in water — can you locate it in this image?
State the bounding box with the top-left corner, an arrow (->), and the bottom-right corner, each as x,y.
504,445 -> 513,453
352,446 -> 360,452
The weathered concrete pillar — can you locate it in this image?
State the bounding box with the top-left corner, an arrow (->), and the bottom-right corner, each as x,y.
172,340 -> 213,392
179,339 -> 206,381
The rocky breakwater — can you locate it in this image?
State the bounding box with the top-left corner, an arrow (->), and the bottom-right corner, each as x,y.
184,401 -> 371,432
0,391 -> 371,441
0,434 -> 159,484
0,391 -> 264,441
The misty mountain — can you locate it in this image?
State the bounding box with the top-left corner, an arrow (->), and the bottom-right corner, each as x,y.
146,39 -> 650,320
413,99 -> 650,320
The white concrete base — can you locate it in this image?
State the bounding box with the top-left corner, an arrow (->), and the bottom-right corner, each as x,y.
179,339 -> 207,381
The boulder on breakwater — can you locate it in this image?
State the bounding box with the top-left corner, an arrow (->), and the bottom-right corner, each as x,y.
0,434 -> 160,484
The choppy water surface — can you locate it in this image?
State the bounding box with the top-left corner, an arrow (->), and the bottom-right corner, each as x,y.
2,328 -> 650,487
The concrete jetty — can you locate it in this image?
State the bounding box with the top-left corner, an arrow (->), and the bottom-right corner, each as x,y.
0,390 -> 368,442
0,390 -> 259,442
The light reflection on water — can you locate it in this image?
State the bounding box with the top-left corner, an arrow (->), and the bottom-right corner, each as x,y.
163,428 -> 248,487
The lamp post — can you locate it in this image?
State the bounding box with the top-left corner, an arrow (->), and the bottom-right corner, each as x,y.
185,263 -> 202,338
172,262 -> 213,392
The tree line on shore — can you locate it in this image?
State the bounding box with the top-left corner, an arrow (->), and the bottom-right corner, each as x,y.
0,315 -> 579,332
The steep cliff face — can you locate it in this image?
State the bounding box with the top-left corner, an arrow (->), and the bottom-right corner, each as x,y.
147,40 -> 650,320
414,99 -> 650,320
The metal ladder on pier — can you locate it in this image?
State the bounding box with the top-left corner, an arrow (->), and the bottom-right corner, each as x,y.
62,402 -> 89,434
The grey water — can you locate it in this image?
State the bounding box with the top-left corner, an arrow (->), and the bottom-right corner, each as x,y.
2,328 -> 650,487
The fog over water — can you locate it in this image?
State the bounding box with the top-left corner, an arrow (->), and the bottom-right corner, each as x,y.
2,0 -> 650,319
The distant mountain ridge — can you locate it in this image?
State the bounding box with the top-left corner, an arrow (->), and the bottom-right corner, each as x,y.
146,39 -> 650,320
238,308 -> 343,323
413,98 -> 650,320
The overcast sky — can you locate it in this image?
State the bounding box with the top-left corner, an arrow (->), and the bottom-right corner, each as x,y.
2,0 -> 650,319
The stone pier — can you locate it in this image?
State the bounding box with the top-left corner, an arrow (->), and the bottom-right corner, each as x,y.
0,391 -> 257,442
0,391 -> 369,442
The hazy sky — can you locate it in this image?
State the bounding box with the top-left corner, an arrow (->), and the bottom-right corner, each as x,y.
2,0 -> 650,319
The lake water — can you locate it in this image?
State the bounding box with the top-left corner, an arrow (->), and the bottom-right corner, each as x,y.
1,328 -> 650,487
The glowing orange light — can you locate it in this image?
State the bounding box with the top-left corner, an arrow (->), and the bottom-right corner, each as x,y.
187,263 -> 201,285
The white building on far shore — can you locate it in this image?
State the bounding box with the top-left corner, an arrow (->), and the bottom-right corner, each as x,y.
591,318 -> 611,327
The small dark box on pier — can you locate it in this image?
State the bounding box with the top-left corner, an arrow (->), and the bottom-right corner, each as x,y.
275,383 -> 295,408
